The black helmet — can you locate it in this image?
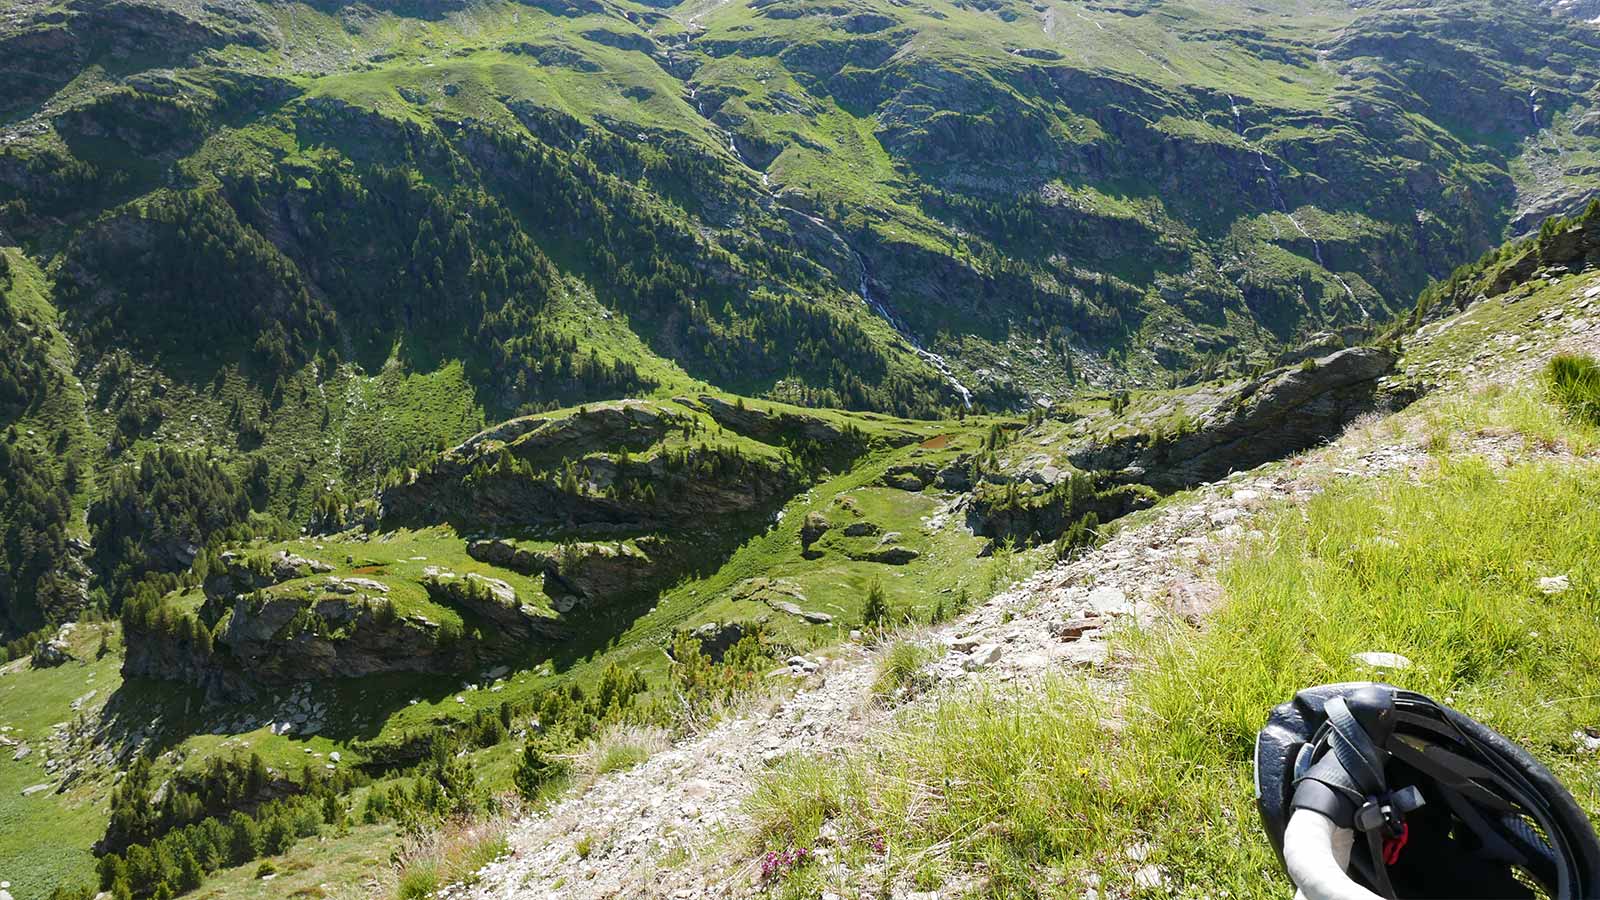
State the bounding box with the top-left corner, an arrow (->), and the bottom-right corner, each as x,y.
1255,682 -> 1600,899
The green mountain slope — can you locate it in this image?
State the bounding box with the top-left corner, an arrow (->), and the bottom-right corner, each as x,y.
5,0 -> 1600,895
5,0 -> 1600,412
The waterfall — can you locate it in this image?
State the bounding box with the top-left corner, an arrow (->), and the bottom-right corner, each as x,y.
687,89 -> 972,407
1227,95 -> 1368,319
854,253 -> 974,409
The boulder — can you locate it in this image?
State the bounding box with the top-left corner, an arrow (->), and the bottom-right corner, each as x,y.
962,643 -> 1003,671
799,512 -> 830,557
880,463 -> 935,491
30,636 -> 73,669
847,546 -> 920,565
685,621 -> 747,662
330,577 -> 389,595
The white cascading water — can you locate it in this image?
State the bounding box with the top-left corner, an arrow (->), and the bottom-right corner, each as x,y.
697,91 -> 973,407
1228,95 -> 1367,319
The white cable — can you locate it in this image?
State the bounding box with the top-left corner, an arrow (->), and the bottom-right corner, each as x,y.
1284,809 -> 1386,900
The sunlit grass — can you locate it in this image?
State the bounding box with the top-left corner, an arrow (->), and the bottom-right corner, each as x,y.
748,441 -> 1600,898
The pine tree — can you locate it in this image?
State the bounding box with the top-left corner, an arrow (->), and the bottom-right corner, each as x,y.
861,577 -> 889,628
513,743 -> 565,800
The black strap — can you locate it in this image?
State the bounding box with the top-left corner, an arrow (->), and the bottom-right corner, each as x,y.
1291,697 -> 1414,900
1327,697 -> 1388,795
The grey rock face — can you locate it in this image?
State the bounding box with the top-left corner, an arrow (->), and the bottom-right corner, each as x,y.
1072,347 -> 1398,491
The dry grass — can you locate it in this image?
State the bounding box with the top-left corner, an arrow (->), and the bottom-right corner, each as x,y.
391,811 -> 513,899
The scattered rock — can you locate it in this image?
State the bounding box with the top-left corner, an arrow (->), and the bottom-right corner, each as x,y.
1132,864 -> 1167,891
949,635 -> 982,653
1539,575 -> 1571,595
1054,617 -> 1101,642
29,637 -> 73,669
1351,651 -> 1412,671
786,655 -> 820,675
766,599 -> 833,624
962,644 -> 1002,671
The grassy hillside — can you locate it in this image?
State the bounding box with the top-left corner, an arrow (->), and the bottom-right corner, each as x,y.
746,302 -> 1600,900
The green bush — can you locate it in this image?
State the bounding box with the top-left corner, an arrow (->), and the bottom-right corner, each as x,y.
860,577 -> 889,629
871,641 -> 935,701
512,744 -> 567,801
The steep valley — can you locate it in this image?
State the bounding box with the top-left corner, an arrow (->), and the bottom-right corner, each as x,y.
7,0 -> 1600,897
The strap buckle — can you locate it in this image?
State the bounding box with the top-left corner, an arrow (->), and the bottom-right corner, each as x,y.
1354,785 -> 1426,836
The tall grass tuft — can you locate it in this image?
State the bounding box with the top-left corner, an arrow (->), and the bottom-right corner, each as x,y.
1548,353 -> 1600,425
392,815 -> 509,899
871,641 -> 936,702
582,723 -> 671,778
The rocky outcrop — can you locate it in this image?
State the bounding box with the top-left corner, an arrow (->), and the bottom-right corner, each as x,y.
968,478 -> 1157,547
450,400 -> 676,461
421,568 -> 569,640
1072,348 -> 1398,491
213,593 -> 459,688
878,459 -> 974,492
730,578 -> 834,624
202,550 -> 333,601
380,403 -> 800,532
126,569 -> 561,700
467,538 -> 664,612
1486,215 -> 1600,298
683,621 -> 750,663
698,396 -> 857,446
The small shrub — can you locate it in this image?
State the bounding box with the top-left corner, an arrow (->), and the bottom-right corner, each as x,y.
860,577 -> 889,629
254,861 -> 276,879
1052,511 -> 1100,561
575,834 -> 593,859
513,743 -> 567,801
394,859 -> 438,900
